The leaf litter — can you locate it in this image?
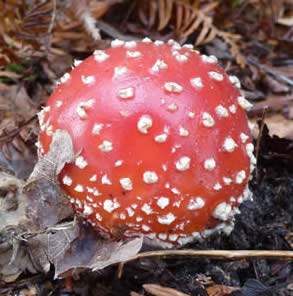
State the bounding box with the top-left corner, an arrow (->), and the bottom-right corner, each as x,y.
0,130 -> 143,282
0,0 -> 293,295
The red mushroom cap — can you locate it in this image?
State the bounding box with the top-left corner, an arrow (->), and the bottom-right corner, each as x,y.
38,39 -> 255,248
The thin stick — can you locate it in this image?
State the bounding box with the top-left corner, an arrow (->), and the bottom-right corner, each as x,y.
117,249 -> 293,278
247,57 -> 293,87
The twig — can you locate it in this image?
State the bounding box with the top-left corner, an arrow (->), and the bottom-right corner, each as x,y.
255,108 -> 267,181
96,20 -> 141,41
117,249 -> 293,278
0,115 -> 37,144
247,57 -> 293,87
48,0 -> 57,33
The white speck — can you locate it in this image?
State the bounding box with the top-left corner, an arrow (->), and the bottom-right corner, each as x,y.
114,66 -> 129,78
158,233 -> 167,240
98,141 -> 113,152
183,44 -> 193,49
223,177 -> 232,185
92,123 -> 104,135
39,114 -> 49,132
165,183 -> 170,189
175,54 -> 188,63
169,234 -> 179,241
202,54 -> 218,63
56,101 -> 62,108
136,216 -> 142,222
188,112 -> 195,118
175,156 -> 191,171
158,213 -> 176,225
155,133 -> 168,143
81,75 -> 95,85
167,39 -> 175,45
125,41 -> 136,48
223,137 -> 238,152
164,82 -> 183,93
187,197 -> 205,210
213,202 -> 232,221
132,204 -> 137,209
120,178 -> 133,191
46,125 -> 53,136
171,42 -> 181,50
115,160 -> 123,167
248,122 -> 255,131
230,196 -> 236,203
209,71 -> 224,81
76,99 -> 95,119
142,37 -> 151,43
126,51 -> 141,58
162,164 -> 167,171
102,174 -> 112,185
74,184 -> 84,192
63,175 -> 72,186
111,39 -> 125,47
75,156 -> 88,169
120,110 -> 129,117
246,143 -> 254,158
75,199 -> 82,209
179,127 -> 189,136
202,112 -> 215,127
167,103 -> 178,112
103,199 -> 120,213
96,213 -> 102,221
229,75 -> 241,88
173,200 -> 181,208
213,183 -> 222,191
151,59 -> 168,73
118,87 -> 134,99
73,59 -> 82,67
240,133 -> 249,143
215,105 -> 229,118
126,207 -> 135,217
141,203 -> 152,215
237,96 -> 253,110
137,115 -> 152,134
235,170 -> 246,184
120,213 -> 126,220
59,72 -> 70,84
238,196 -> 244,204
229,104 -> 237,114
143,171 -> 158,184
178,236 -> 194,246
190,77 -> 203,88
154,40 -> 164,46
204,158 -> 216,170
94,50 -> 109,62
83,204 -> 93,215
171,187 -> 180,195
86,195 -> 93,202
157,197 -> 169,209
142,224 -> 151,231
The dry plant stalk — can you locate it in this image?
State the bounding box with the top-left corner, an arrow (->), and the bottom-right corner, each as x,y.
118,249 -> 293,278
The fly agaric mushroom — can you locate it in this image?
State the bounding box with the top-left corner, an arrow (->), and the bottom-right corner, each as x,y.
38,38 -> 255,248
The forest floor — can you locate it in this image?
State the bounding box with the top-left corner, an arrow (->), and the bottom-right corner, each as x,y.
0,1 -> 293,295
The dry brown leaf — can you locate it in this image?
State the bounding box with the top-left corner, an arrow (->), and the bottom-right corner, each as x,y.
206,284 -> 240,296
138,0 -> 246,67
1,130 -> 143,281
50,223 -> 143,278
143,283 -> 190,296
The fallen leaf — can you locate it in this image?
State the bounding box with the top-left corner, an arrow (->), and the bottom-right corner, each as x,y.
143,284 -> 190,296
